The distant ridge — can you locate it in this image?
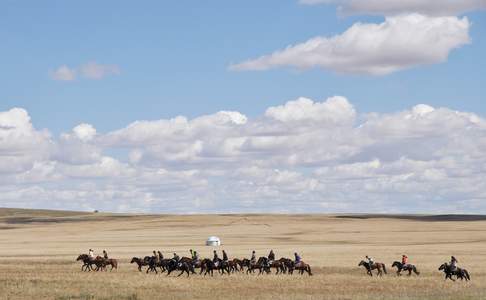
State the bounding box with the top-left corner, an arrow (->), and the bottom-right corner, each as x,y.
335,214 -> 486,222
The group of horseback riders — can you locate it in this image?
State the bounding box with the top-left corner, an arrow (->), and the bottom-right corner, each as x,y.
364,254 -> 458,272
77,249 -> 118,271
360,254 -> 465,280
145,248 -> 304,269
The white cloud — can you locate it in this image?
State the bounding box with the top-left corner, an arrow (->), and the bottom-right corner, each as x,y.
79,61 -> 121,80
50,65 -> 76,81
50,62 -> 120,81
0,97 -> 485,213
72,123 -> 97,142
299,0 -> 486,16
230,14 -> 470,75
0,108 -> 52,173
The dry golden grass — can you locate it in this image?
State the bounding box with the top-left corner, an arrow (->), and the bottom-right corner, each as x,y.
0,209 -> 485,299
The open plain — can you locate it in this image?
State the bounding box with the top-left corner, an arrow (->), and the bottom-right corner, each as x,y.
0,208 -> 485,300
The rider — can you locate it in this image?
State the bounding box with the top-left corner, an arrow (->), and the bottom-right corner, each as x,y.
250,250 -> 256,265
450,256 -> 458,272
157,251 -> 164,261
222,250 -> 229,262
268,250 -> 275,263
88,249 -> 95,260
365,255 -> 374,270
153,251 -> 160,265
103,250 -> 108,260
173,253 -> 180,263
294,252 -> 302,266
402,254 -> 409,269
190,249 -> 197,260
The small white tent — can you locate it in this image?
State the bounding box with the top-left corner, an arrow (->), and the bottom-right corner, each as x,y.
206,236 -> 221,246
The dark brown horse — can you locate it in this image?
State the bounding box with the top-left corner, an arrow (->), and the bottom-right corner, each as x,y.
76,254 -> 95,271
166,259 -> 194,277
232,258 -> 245,271
278,257 -> 293,274
439,263 -> 471,281
131,256 -> 157,273
227,260 -> 240,272
358,260 -> 387,276
200,258 -> 231,276
392,261 -> 420,276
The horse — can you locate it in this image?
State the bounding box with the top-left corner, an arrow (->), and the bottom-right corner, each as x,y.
200,258 -> 231,276
232,258 -> 245,272
166,259 -> 194,277
227,260 -> 240,273
130,256 -> 157,273
439,263 -> 471,281
91,256 -> 110,271
288,260 -> 312,276
358,260 -> 387,277
103,258 -> 118,271
392,261 -> 420,276
245,257 -> 271,275
76,254 -> 95,271
278,258 -> 293,274
268,259 -> 285,274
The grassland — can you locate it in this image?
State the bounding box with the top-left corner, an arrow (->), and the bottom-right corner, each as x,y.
0,208 -> 485,300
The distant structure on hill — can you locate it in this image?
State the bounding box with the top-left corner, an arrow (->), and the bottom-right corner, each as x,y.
206,236 -> 221,246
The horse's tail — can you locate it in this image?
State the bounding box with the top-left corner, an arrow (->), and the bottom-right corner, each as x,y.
382,263 -> 387,274
113,259 -> 118,269
413,266 -> 420,275
307,264 -> 313,276
464,269 -> 471,281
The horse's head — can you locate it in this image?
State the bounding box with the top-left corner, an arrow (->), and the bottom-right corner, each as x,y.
76,254 -> 86,261
438,263 -> 447,271
392,261 -> 401,268
358,260 -> 366,267
130,257 -> 138,264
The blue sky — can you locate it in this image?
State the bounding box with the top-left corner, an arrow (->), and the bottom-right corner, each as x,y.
0,1 -> 485,213
1,1 -> 484,134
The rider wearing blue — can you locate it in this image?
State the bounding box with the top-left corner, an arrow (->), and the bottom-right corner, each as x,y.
294,252 -> 302,266
450,256 -> 458,272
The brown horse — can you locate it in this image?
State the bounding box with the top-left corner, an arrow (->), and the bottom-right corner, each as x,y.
358,260 -> 387,277
288,261 -> 312,276
439,263 -> 471,281
392,261 -> 420,276
103,258 -> 118,271
278,257 -> 293,274
76,254 -> 95,271
268,259 -> 285,274
232,258 -> 245,271
131,256 -> 157,273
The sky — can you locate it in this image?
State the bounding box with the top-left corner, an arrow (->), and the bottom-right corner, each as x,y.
0,0 -> 485,213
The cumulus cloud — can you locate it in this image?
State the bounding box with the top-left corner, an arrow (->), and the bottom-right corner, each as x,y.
230,14 -> 470,75
0,97 -> 485,213
0,108 -> 52,173
299,0 -> 486,16
50,62 -> 120,81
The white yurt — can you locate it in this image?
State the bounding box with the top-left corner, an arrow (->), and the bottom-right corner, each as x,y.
206,236 -> 221,246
